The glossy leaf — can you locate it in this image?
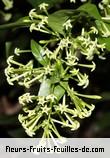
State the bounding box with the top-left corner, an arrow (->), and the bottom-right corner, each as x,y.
31,40 -> 48,65
54,85 -> 65,100
48,10 -> 74,35
78,3 -> 101,20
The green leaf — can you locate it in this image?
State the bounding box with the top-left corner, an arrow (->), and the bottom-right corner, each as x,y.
48,10 -> 73,35
0,16 -> 31,30
38,79 -> 51,96
98,37 -> 110,51
78,3 -> 101,20
31,40 -> 48,65
54,85 -> 65,100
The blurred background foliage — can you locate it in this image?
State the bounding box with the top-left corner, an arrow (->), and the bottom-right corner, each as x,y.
0,0 -> 110,138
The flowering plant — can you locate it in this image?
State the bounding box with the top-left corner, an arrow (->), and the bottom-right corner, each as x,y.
1,0 -> 110,138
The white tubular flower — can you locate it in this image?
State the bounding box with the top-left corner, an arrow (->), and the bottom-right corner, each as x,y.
99,3 -> 104,10
39,3 -> 49,11
91,61 -> 96,72
102,15 -> 110,20
29,9 -> 36,20
19,112 -> 42,137
83,39 -> 98,60
30,23 -> 37,32
64,113 -> 80,130
38,20 -> 45,29
28,110 -> 36,117
5,66 -> 13,76
14,48 -> 20,56
30,22 -> 49,34
24,73 -> 43,88
81,108 -> 92,117
2,12 -> 12,21
63,19 -> 72,30
58,37 -> 72,50
52,118 -> 80,131
24,117 -> 40,137
6,75 -> 14,85
66,54 -> 78,66
78,61 -> 96,72
14,48 -> 31,56
22,118 -> 37,134
6,55 -> 23,67
2,0 -> 13,10
46,94 -> 57,102
42,16 -> 48,24
90,26 -> 98,34
78,104 -> 95,118
74,109 -> 85,119
18,114 -> 28,124
44,48 -> 53,58
57,103 -> 68,114
37,96 -> 46,105
79,30 -> 105,60
70,68 -> 79,76
19,93 -> 34,106
44,65 -> 54,75
25,128 -> 36,137
37,21 -> 46,31
41,105 -> 51,115
56,95 -> 68,114
29,9 -> 44,20
30,22 -> 45,32
71,120 -> 80,130
77,73 -> 89,89
5,57 -> 35,87
7,55 -> 14,65
85,104 -> 95,111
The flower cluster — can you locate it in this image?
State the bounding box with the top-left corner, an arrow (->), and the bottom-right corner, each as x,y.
29,7 -> 49,34
76,28 -> 105,60
5,52 -> 55,88
5,2 -> 106,139
18,91 -> 95,138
